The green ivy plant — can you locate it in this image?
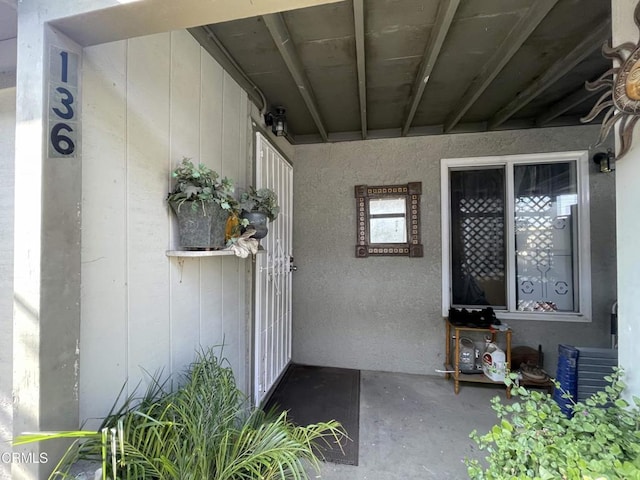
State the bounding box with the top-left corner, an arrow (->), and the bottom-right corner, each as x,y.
167,157 -> 235,212
466,368 -> 640,480
239,186 -> 280,221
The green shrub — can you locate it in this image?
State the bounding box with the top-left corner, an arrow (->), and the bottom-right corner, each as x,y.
167,157 -> 235,212
239,186 -> 280,221
15,348 -> 344,480
466,368 -> 640,480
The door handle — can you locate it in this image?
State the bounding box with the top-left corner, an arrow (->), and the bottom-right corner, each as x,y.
290,265 -> 298,272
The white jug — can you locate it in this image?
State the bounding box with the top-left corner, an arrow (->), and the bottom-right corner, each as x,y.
482,343 -> 506,382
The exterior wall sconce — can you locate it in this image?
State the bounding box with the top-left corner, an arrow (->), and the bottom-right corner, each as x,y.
265,107 -> 287,137
593,149 -> 615,173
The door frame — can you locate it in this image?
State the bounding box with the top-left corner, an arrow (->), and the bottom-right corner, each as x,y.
249,127 -> 294,406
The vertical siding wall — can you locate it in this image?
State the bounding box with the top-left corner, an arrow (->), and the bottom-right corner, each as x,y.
0,87 -> 15,480
81,30 -> 249,427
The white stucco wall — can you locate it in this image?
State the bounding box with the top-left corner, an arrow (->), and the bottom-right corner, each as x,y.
292,125 -> 616,376
80,30 -> 252,428
613,0 -> 640,398
0,86 -> 15,480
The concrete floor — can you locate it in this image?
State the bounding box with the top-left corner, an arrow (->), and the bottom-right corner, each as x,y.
312,370 -> 508,480
70,370 -> 507,480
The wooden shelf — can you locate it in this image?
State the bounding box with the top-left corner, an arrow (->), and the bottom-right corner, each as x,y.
166,250 -> 234,257
444,364 -> 505,385
166,248 -> 265,257
445,320 -> 512,398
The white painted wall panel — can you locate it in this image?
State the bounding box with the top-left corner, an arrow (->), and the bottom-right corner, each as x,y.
199,50 -> 225,355
81,30 -> 251,427
170,257 -> 201,373
222,73 -> 242,185
220,73 -> 247,386
222,257 -> 242,384
80,41 -> 128,423
238,94 -> 250,393
169,30 -> 201,162
200,259 -> 224,348
169,31 -> 202,374
200,51 -> 224,172
0,87 -> 15,479
126,33 -> 172,389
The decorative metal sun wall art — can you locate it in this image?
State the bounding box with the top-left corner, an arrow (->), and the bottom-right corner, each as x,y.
582,2 -> 640,159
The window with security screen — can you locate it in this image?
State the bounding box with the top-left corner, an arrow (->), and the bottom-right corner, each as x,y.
450,168 -> 507,307
441,152 -> 592,322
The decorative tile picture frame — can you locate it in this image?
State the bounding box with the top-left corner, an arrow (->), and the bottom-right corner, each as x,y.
355,182 -> 423,258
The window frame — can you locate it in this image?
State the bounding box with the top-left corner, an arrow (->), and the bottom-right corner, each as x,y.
440,151 -> 592,323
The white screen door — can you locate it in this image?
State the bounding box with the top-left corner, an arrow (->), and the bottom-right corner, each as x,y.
253,132 -> 293,406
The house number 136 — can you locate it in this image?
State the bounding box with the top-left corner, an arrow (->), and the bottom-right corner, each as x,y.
49,47 -> 79,158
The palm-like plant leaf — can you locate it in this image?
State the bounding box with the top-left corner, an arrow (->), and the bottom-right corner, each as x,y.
14,348 -> 345,480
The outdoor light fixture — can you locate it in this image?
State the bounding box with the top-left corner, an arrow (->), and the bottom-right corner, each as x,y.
593,149 -> 615,173
265,107 -> 287,137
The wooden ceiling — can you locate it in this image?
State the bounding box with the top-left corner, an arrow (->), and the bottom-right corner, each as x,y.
193,0 -> 611,144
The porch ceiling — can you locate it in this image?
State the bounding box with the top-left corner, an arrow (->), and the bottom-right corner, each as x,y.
193,0 -> 612,144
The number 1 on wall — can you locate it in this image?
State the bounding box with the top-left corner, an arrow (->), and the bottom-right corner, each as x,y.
60,51 -> 68,84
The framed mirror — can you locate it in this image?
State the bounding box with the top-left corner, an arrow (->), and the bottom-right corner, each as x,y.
355,182 -> 423,257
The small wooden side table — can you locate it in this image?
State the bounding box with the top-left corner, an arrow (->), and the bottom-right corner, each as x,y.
445,320 -> 512,398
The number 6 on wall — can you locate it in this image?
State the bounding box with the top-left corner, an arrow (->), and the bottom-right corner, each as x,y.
50,123 -> 75,156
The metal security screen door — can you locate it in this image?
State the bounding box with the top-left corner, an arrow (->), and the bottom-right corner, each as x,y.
253,132 -> 293,406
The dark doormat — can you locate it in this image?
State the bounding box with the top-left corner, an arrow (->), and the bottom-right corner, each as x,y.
264,364 -> 360,466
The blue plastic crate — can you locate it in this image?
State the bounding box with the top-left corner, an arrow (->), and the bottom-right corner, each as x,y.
558,344 -> 579,359
553,344 -> 579,416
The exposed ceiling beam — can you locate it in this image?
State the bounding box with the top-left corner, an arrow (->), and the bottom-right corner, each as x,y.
443,0 -> 559,133
262,13 -> 329,142
401,0 -> 460,137
292,117 -> 540,145
535,80 -> 606,127
488,19 -> 611,130
353,0 -> 367,140
189,27 -> 266,112
294,116 -> 589,144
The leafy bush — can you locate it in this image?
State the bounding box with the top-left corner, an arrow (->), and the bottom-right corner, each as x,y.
239,186 -> 280,221
15,349 -> 344,480
168,158 -> 235,212
466,368 -> 640,480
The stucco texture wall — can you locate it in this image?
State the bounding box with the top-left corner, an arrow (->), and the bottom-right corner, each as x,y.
80,30 -> 252,428
292,125 -> 616,376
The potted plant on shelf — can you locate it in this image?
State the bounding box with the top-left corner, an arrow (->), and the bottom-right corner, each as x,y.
239,186 -> 280,239
168,157 -> 234,250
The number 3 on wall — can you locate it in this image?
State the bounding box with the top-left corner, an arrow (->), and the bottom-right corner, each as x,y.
48,47 -> 79,158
